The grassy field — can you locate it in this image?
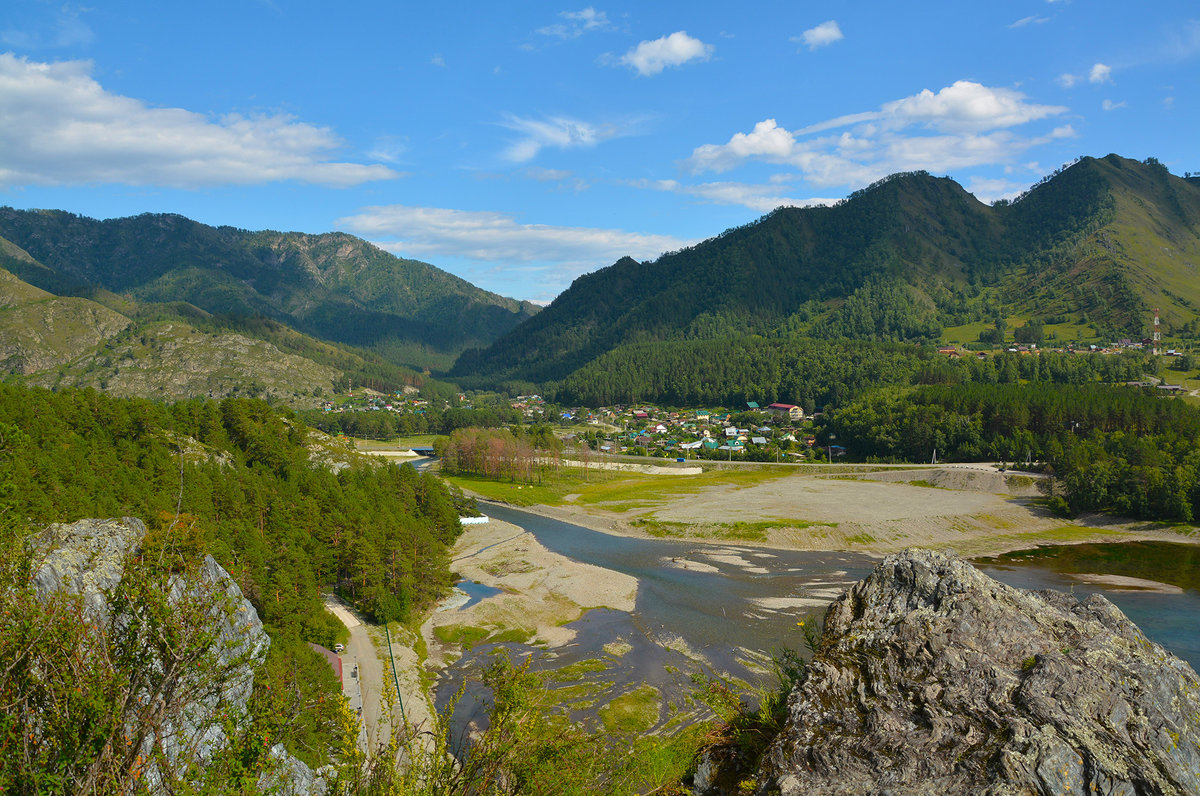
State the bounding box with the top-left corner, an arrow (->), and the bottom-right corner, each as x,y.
352,433 -> 447,450
447,466 -> 795,510
940,316 -> 1100,347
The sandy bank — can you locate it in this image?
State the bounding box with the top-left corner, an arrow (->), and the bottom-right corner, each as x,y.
421,516 -> 638,672
1066,573 -> 1185,594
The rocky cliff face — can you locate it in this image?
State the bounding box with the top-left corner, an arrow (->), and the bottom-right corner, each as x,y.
32,517 -> 327,794
753,548 -> 1200,796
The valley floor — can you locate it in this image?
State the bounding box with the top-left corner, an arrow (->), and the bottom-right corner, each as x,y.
497,463 -> 1200,558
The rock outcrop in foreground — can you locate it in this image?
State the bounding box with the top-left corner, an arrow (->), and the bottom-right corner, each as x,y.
32,517 -> 326,794
758,548 -> 1200,796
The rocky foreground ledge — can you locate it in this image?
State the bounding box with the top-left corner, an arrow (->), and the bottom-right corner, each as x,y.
31,517 -> 325,795
714,548 -> 1200,796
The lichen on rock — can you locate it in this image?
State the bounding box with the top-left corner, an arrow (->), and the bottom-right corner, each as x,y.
750,548 -> 1200,796
30,516 -> 326,794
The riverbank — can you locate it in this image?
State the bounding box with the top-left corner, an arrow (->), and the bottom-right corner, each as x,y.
421,516 -> 639,671
472,465 -> 1200,558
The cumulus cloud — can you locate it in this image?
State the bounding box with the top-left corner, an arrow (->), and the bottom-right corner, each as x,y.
337,204 -> 693,300
1089,63 -> 1112,83
537,7 -> 614,38
1057,73 -> 1078,88
880,81 -> 1065,132
619,31 -> 712,76
1101,99 -> 1126,111
795,20 -> 843,50
0,53 -> 398,188
682,81 -> 1071,189
498,113 -> 625,162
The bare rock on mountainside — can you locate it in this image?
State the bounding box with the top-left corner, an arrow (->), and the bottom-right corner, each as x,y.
32,517 -> 327,795
750,549 -> 1200,796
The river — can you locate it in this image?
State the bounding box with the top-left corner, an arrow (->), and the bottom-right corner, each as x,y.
435,505 -> 1200,740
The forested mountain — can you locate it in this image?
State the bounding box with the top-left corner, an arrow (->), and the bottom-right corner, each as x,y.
0,261 -> 457,405
0,208 -> 539,371
453,155 -> 1200,388
0,383 -> 467,772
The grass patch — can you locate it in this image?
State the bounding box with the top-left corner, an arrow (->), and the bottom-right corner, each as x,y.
845,533 -> 877,545
433,623 -> 534,649
907,479 -> 937,488
433,624 -> 491,649
352,434 -> 446,450
480,558 -> 538,577
573,468 -> 792,510
998,525 -> 1126,544
631,518 -> 691,538
597,501 -> 658,513
603,640 -> 633,658
599,685 -> 662,735
633,516 -> 838,542
547,680 -> 609,708
442,475 -> 572,506
489,628 -> 535,645
549,658 -> 610,682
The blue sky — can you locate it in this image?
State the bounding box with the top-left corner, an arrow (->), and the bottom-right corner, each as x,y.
1,2 -> 1197,303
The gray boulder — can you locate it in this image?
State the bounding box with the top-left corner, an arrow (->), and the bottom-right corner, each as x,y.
756,548 -> 1200,796
32,517 -> 327,794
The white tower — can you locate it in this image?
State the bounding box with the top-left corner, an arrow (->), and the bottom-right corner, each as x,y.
1153,308 -> 1161,356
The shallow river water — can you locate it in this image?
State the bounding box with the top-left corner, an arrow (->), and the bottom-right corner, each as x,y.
435,505 -> 1200,742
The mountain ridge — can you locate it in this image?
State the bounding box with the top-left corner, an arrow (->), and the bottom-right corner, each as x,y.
0,208 -> 539,372
453,154 -> 1200,388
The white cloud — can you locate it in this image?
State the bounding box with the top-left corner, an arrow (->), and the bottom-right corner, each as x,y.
498,113 -> 625,162
1,5 -> 93,49
619,31 -> 712,76
1162,19 -> 1200,61
880,81 -> 1066,132
339,205 -> 688,264
682,81 -> 1071,190
965,176 -> 1026,204
1089,63 -> 1112,83
635,178 -> 834,213
525,167 -> 574,181
1101,99 -> 1126,111
1008,15 -> 1048,28
537,7 -> 614,38
0,53 -> 398,188
795,20 -> 843,50
1057,73 -> 1078,88
524,166 -> 588,191
430,54 -> 446,67
337,204 -> 693,299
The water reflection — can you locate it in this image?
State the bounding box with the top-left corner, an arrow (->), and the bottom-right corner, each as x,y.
976,542 -> 1200,670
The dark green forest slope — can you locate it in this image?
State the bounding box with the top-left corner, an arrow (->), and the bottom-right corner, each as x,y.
0,209 -> 539,371
0,383 -> 467,775
454,155 -> 1200,388
0,384 -> 461,627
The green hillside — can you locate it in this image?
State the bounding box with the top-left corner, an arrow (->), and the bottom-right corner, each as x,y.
453,155 -> 1200,389
0,209 -> 539,371
0,255 -> 449,406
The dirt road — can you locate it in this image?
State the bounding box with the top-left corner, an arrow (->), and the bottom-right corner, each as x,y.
323,598 -> 387,753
